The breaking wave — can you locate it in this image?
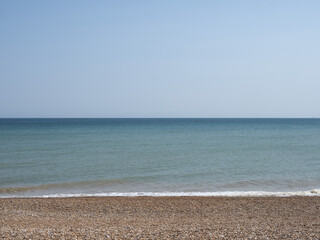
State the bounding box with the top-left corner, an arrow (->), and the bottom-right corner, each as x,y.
1,189 -> 319,198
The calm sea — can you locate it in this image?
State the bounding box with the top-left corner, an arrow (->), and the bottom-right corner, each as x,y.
0,118 -> 319,197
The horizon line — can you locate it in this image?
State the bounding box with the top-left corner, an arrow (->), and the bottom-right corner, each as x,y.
0,117 -> 319,119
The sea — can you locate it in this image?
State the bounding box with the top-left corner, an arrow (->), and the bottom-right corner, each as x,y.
0,118 -> 319,198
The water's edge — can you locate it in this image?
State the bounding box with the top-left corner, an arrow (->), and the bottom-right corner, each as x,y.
1,189 -> 320,198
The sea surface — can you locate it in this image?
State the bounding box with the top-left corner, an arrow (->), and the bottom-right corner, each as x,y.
0,118 -> 320,197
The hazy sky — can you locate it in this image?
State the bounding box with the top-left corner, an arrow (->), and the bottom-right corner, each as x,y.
1,1 -> 320,118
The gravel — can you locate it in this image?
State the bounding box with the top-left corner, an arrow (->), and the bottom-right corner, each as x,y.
1,196 -> 319,239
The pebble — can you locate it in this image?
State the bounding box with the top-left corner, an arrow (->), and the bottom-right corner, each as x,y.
0,196 -> 319,239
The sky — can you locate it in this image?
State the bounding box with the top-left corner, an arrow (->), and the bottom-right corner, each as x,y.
1,1 -> 320,118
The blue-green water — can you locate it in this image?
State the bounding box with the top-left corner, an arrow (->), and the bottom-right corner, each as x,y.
0,118 -> 320,197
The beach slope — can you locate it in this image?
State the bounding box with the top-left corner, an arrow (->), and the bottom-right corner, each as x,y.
1,196 -> 319,239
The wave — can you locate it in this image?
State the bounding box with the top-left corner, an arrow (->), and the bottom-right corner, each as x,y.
1,189 -> 319,198
0,179 -> 126,194
217,178 -> 320,189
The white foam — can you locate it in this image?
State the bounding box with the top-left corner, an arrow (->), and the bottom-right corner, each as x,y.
6,189 -> 317,198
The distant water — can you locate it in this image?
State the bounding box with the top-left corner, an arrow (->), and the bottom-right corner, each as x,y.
1,118 -> 320,197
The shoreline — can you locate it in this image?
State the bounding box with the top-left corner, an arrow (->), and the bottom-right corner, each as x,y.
1,188 -> 320,198
1,196 -> 319,239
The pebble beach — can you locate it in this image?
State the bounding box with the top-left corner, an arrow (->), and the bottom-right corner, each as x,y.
1,196 -> 319,239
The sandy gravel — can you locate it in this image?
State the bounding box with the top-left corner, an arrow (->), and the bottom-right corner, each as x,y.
1,196 -> 319,239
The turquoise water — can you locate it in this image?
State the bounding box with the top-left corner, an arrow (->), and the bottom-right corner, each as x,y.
0,118 -> 320,197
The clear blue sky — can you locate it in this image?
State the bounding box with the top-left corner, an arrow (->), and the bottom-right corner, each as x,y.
1,1 -> 320,118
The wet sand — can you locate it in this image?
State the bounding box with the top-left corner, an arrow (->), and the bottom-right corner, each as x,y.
1,196 -> 319,239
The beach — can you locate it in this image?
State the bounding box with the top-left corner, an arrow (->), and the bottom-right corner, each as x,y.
1,196 -> 319,239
